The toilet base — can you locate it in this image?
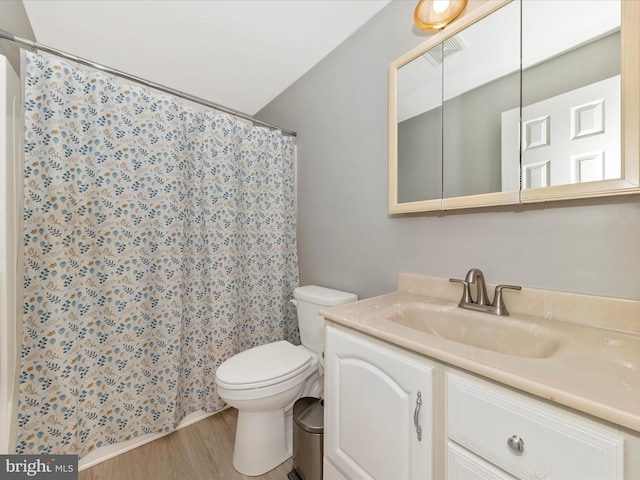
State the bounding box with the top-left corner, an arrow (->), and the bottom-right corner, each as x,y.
233,409 -> 292,476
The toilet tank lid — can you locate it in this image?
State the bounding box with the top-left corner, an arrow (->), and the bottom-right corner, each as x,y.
293,285 -> 358,306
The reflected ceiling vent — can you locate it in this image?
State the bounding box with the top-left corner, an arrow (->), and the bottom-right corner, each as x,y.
423,35 -> 466,67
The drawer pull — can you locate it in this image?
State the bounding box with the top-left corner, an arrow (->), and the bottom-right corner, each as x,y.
414,391 -> 422,442
507,435 -> 525,454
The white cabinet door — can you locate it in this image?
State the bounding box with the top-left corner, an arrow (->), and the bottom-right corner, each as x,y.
325,325 -> 433,480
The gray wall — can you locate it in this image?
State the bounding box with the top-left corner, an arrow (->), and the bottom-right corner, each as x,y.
259,1 -> 640,301
398,106 -> 442,203
0,0 -> 36,73
523,31 -> 620,106
444,72 -> 518,197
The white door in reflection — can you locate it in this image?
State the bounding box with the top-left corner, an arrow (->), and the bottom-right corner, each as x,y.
502,75 -> 620,189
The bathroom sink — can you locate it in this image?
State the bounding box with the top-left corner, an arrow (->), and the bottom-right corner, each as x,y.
382,302 -> 560,358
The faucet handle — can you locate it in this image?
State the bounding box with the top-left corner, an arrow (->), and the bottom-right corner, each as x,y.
449,278 -> 472,305
492,284 -> 522,316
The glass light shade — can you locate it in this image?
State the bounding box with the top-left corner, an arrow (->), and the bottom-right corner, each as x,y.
414,0 -> 468,30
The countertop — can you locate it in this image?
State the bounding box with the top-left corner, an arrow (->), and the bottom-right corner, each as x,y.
320,275 -> 640,433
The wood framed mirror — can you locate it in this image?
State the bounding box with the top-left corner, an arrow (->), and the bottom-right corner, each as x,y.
388,0 -> 640,214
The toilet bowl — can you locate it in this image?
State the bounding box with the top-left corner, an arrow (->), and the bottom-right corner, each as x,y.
215,285 -> 358,476
216,341 -> 318,476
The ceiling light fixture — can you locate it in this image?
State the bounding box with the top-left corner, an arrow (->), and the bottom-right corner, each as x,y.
414,0 -> 468,30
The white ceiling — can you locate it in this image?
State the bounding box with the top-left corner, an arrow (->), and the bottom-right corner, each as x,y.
22,0 -> 392,116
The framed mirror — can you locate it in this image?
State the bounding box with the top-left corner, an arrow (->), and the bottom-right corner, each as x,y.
388,0 -> 640,214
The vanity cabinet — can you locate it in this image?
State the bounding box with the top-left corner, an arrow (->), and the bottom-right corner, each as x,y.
324,323 -> 629,480
447,373 -> 623,480
324,324 -> 434,479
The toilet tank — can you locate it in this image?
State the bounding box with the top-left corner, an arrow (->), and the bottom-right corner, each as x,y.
294,286 -> 358,352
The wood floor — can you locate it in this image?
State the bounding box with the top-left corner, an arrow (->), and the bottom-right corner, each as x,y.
79,408 -> 293,480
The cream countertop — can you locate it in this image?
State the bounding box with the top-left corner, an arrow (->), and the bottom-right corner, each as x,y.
320,273 -> 640,433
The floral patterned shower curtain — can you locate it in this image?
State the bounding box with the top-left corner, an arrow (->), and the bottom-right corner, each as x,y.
17,52 -> 299,456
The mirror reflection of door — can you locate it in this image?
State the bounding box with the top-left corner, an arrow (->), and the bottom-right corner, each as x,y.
521,76 -> 620,188
502,0 -> 621,191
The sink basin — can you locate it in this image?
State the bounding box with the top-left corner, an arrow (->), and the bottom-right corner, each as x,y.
382,302 -> 560,358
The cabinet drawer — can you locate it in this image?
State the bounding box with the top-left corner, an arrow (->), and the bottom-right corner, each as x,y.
448,442 -> 516,480
447,373 -> 623,479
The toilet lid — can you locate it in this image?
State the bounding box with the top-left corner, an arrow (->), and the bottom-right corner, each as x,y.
216,341 -> 312,389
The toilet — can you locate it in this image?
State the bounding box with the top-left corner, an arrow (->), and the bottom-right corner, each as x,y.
215,285 -> 358,476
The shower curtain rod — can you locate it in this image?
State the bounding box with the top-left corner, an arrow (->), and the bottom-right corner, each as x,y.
0,28 -> 297,137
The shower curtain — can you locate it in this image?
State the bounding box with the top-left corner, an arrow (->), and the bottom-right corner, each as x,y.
17,52 -> 299,456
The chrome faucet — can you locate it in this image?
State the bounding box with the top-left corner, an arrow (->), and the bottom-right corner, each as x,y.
464,268 -> 490,306
450,268 -> 521,316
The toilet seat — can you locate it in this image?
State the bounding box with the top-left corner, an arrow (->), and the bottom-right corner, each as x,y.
216,341 -> 312,390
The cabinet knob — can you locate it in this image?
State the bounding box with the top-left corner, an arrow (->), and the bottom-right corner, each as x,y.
507,435 -> 525,454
